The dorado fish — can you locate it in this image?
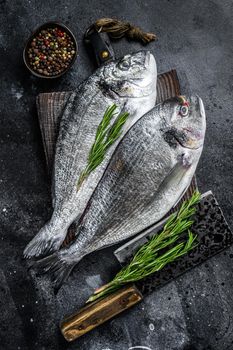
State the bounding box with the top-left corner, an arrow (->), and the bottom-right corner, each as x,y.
24,51 -> 157,258
33,95 -> 206,289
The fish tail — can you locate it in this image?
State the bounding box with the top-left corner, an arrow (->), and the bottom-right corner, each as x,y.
23,223 -> 66,259
30,253 -> 75,291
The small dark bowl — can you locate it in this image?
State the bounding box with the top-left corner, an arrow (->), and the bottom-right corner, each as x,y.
23,21 -> 78,79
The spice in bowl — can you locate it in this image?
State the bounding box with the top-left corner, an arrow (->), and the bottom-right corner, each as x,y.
24,23 -> 77,78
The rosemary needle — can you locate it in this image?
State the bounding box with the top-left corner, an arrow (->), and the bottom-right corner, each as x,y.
87,191 -> 201,303
77,104 -> 129,189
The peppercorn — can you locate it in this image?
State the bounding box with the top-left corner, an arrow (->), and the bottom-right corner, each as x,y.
27,25 -> 76,77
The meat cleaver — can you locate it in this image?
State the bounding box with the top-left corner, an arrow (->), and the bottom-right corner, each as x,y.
60,191 -> 233,341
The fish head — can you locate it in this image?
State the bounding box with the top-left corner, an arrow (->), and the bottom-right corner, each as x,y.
100,51 -> 157,98
162,95 -> 206,150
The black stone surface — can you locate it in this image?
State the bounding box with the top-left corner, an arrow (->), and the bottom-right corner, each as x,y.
0,1 -> 232,349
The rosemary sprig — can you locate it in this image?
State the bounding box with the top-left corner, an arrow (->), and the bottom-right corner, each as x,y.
77,104 -> 129,189
87,191 -> 201,303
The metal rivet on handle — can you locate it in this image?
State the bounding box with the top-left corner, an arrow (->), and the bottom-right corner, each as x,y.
101,50 -> 109,59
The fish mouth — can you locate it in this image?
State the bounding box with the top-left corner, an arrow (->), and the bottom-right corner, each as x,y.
196,95 -> 206,119
128,52 -> 156,91
131,50 -> 154,70
190,95 -> 206,122
131,50 -> 151,68
145,52 -> 156,73
144,51 -> 151,68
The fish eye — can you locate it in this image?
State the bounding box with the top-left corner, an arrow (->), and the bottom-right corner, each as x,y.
118,59 -> 131,71
180,105 -> 189,117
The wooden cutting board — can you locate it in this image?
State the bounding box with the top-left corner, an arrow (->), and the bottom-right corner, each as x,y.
36,70 -> 197,246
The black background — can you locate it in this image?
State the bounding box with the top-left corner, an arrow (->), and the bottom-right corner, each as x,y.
0,1 -> 233,349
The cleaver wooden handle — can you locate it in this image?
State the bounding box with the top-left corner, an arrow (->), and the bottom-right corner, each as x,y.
60,284 -> 143,341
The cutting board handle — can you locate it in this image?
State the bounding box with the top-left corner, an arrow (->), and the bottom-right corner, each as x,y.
60,284 -> 142,342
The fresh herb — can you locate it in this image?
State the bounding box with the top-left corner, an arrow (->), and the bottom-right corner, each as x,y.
87,191 -> 201,303
77,104 -> 129,189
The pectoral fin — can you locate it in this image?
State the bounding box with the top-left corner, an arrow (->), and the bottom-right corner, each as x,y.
158,154 -> 192,193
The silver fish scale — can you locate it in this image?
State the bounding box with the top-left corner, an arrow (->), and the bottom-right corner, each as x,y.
53,82 -> 153,222
54,80 -> 109,209
53,53 -> 157,222
24,51 -> 157,258
62,99 -> 205,263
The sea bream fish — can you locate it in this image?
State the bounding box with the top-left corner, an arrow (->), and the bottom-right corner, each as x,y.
34,95 -> 206,289
24,51 -> 157,258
